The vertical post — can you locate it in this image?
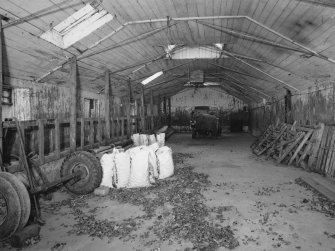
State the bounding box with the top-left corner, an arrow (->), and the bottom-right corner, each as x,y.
38,119 -> 45,164
55,118 -> 60,158
168,96 -> 172,127
80,118 -> 85,149
127,103 -> 131,137
105,70 -> 111,141
69,56 -> 77,152
0,17 -> 3,166
150,90 -> 154,130
89,118 -> 94,147
163,96 -> 167,125
128,80 -> 133,136
141,87 -> 146,132
158,94 -> 162,127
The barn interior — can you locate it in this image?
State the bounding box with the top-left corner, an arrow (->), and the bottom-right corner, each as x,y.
0,0 -> 335,250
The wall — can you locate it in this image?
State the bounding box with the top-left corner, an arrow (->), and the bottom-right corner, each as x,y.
250,82 -> 335,136
2,76 -> 122,121
171,87 -> 245,112
170,87 -> 246,130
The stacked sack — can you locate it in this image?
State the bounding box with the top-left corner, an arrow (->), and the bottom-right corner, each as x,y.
99,132 -> 174,189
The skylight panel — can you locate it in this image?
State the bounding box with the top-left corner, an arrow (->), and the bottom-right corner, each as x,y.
40,3 -> 113,49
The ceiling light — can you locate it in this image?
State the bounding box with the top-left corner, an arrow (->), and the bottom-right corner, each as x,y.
141,71 -> 163,85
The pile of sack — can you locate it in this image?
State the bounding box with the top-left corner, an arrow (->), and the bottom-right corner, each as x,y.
99,133 -> 174,189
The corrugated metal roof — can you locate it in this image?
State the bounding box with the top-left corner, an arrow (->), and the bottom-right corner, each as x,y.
1,0 -> 335,102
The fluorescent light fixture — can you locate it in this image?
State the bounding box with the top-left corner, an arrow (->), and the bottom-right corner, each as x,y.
203,82 -> 220,86
141,71 -> 163,85
41,3 -> 113,49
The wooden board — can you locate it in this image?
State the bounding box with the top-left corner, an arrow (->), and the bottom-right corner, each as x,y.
301,176 -> 335,201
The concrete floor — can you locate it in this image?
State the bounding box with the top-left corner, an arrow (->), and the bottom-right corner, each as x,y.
1,133 -> 335,250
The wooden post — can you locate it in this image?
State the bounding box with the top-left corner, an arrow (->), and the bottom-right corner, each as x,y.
0,17 -> 3,166
97,117 -> 102,143
150,90 -> 154,130
38,119 -> 45,164
89,118 -> 94,147
163,96 -> 167,124
55,118 -> 60,158
127,104 -> 131,137
105,70 -> 111,141
69,57 -> 78,152
141,87 -> 146,132
158,94 -> 162,127
168,96 -> 172,127
80,118 -> 84,149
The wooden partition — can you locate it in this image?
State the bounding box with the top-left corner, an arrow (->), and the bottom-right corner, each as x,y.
2,114 -> 164,167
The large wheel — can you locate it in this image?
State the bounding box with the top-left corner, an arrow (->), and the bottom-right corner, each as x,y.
0,175 -> 22,241
60,151 -> 102,195
0,172 -> 31,232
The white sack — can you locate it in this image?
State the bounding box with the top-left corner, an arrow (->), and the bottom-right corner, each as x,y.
127,147 -> 151,188
132,133 -> 140,146
140,134 -> 149,146
100,153 -> 115,188
148,134 -> 157,145
156,133 -> 165,148
148,143 -> 159,179
157,146 -> 174,179
112,151 -> 131,188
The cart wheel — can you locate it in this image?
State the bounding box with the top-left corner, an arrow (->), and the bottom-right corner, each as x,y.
0,172 -> 31,232
60,151 -> 102,195
0,175 -> 22,241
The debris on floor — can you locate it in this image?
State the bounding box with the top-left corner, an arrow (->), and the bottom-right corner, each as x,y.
46,152 -> 239,250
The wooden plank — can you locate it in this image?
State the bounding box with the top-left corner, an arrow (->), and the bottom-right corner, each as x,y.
288,129 -> 313,165
55,118 -> 60,159
309,123 -> 325,169
38,119 -> 45,164
105,70 -> 111,140
321,127 -> 334,173
69,57 -> 77,152
80,118 -> 84,150
301,176 -> 335,202
315,126 -> 329,171
277,132 -> 305,163
325,127 -> 335,175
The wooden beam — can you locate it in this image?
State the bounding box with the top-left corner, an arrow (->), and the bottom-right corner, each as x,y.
69,57 -> 78,152
150,90 -> 154,130
105,70 -> 111,140
168,97 -> 172,127
141,86 -> 146,132
0,17 -> 3,166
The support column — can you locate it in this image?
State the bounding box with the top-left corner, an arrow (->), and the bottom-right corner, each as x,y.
163,96 -> 167,125
168,96 -> 171,127
127,80 -> 133,136
150,90 -> 154,130
105,70 -> 111,141
0,17 -> 3,166
158,94 -> 162,127
69,56 -> 78,152
141,87 -> 146,132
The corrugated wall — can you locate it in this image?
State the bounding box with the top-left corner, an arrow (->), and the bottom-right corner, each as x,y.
2,77 -> 122,121
250,82 -> 335,136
